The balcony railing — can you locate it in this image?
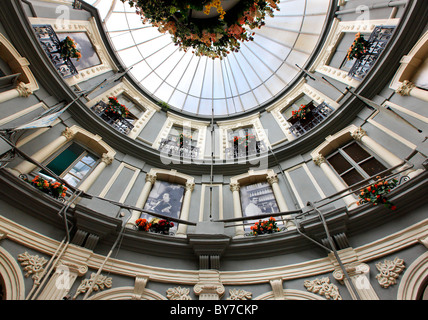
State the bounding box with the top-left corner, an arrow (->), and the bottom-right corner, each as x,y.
348,25 -> 395,81
225,139 -> 267,160
32,24 -> 78,78
91,101 -> 134,135
288,102 -> 333,138
159,135 -> 200,159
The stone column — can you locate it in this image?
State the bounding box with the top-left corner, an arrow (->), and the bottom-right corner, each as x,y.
313,154 -> 357,208
230,182 -> 245,237
395,80 -> 428,102
0,82 -> 33,104
77,153 -> 114,193
267,174 -> 296,230
176,182 -> 195,237
11,127 -> 75,176
126,173 -> 157,228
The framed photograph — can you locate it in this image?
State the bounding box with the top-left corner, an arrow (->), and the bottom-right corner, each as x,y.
57,32 -> 101,71
240,182 -> 279,229
142,180 -> 185,229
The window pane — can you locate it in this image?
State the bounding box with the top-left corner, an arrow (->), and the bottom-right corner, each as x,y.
69,162 -> 91,179
81,154 -> 97,167
342,169 -> 365,186
327,153 -> 352,175
43,143 -> 85,176
62,173 -> 80,187
343,143 -> 371,163
360,158 -> 387,177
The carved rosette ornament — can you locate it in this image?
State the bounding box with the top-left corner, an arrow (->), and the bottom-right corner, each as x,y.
304,277 -> 342,300
375,257 -> 405,288
227,288 -> 252,300
395,80 -> 415,96
166,286 -> 192,300
17,251 -> 48,285
351,127 -> 367,141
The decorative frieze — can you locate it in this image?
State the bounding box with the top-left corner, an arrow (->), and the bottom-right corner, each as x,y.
304,277 -> 342,300
375,257 -> 405,288
227,288 -> 252,300
73,272 -> 112,300
17,251 -> 48,285
166,286 -> 192,300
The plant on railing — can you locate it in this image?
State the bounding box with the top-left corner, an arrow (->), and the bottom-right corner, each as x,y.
177,133 -> 193,147
135,218 -> 174,234
346,32 -> 370,60
249,217 -> 280,236
357,176 -> 398,210
59,36 -> 82,61
120,0 -> 280,59
30,175 -> 67,199
233,133 -> 256,147
104,96 -> 130,119
149,218 -> 175,234
291,104 -> 310,120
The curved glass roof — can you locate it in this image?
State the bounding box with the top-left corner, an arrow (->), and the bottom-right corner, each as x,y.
85,0 -> 331,117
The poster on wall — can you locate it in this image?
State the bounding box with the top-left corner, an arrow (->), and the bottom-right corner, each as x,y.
240,182 -> 279,229
142,180 -> 185,229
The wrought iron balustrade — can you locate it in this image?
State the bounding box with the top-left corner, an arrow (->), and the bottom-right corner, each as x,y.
225,139 -> 266,160
91,101 -> 134,135
288,102 -> 333,138
159,135 -> 200,159
32,24 -> 78,78
348,25 -> 396,81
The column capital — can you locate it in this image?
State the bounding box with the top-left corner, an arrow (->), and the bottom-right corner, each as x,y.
16,82 -> 33,97
351,127 -> 367,141
61,127 -> 75,141
185,182 -> 195,192
101,153 -> 114,165
395,80 -> 415,96
145,173 -> 157,184
266,175 -> 279,185
313,154 -> 326,166
229,182 -> 240,192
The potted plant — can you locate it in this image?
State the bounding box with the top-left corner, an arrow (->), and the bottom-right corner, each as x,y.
135,218 -> 151,231
149,218 -> 174,234
30,175 -> 67,199
291,104 -> 310,120
346,32 -> 370,60
178,133 -> 192,147
250,217 -> 280,236
59,36 -> 82,61
357,176 -> 398,210
120,0 -> 280,59
104,96 -> 130,119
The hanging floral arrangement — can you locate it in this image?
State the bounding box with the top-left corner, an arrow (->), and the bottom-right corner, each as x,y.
30,175 -> 67,199
104,96 -> 130,119
135,218 -> 151,231
135,218 -> 174,234
291,104 -> 310,120
357,176 -> 398,210
346,32 -> 370,60
59,36 -> 82,60
233,133 -> 256,147
250,217 -> 280,236
120,0 -> 280,59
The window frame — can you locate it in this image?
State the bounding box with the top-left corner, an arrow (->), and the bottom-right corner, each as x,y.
326,140 -> 387,186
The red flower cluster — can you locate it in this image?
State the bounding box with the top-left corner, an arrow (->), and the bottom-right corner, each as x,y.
357,176 -> 398,210
105,96 -> 130,118
135,218 -> 174,234
31,175 -> 67,199
347,32 -> 369,60
291,104 -> 310,120
250,217 -> 280,236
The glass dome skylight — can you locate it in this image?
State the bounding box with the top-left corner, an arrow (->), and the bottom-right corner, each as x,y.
85,0 -> 331,117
